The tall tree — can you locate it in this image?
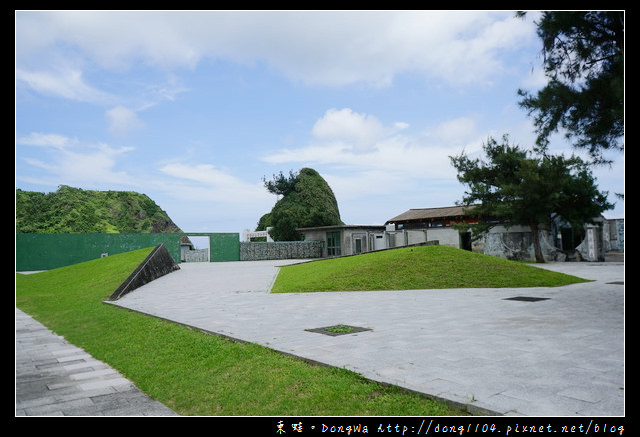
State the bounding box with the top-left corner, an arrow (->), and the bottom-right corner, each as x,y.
262,170 -> 298,197
450,135 -> 613,262
517,11 -> 624,164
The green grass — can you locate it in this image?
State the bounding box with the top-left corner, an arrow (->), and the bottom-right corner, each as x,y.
15,247 -> 468,416
325,325 -> 356,334
271,245 -> 591,293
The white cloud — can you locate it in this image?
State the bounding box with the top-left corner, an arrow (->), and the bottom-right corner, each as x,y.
58,144 -> 134,183
16,132 -> 74,149
17,137 -> 135,188
263,108 -> 482,180
15,66 -> 113,104
260,107 -> 496,225
430,116 -> 479,145
16,10 -> 537,89
161,163 -> 243,187
106,106 -> 145,137
154,161 -> 277,232
158,162 -> 273,206
311,108 -> 389,153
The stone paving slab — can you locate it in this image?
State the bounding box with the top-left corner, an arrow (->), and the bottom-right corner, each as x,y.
15,308 -> 178,416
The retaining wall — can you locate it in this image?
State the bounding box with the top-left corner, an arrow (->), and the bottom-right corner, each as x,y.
109,244 -> 180,300
240,241 -> 323,261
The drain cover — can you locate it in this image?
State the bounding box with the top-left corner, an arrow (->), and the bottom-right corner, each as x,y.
607,281 -> 624,285
305,325 -> 372,336
504,296 -> 550,302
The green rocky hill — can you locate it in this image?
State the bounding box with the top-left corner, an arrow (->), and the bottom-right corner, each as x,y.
16,185 -> 182,233
257,168 -> 343,241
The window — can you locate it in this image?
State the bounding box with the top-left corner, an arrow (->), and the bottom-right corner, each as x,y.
327,231 -> 342,256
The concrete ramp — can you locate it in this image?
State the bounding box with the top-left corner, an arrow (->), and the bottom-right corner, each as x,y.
109,244 -> 180,300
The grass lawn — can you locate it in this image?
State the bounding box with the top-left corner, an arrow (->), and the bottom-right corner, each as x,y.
271,245 -> 591,293
15,247 -> 469,416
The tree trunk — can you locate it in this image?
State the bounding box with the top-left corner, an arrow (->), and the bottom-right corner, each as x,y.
530,224 -> 545,263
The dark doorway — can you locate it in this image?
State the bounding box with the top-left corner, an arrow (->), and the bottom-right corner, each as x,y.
560,227 -> 584,251
460,232 -> 472,251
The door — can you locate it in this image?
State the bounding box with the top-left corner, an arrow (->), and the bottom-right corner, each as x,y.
354,238 -> 362,254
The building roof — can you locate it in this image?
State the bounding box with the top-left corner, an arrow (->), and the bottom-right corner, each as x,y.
385,205 -> 477,224
297,224 -> 386,232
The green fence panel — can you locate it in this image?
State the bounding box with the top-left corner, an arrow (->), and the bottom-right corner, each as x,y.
210,233 -> 240,262
16,233 -> 239,271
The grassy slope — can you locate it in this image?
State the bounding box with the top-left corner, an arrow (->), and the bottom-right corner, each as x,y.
271,245 -> 590,293
15,248 -> 466,416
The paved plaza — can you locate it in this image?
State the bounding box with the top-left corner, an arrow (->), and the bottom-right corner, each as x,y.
17,257 -> 624,416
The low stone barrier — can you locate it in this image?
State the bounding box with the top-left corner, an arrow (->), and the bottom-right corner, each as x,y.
109,244 -> 180,300
240,241 -> 323,261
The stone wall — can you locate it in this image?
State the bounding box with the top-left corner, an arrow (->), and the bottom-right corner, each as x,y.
183,248 -> 209,262
482,225 -> 565,262
240,241 -> 323,261
604,219 -> 624,252
109,244 -> 180,300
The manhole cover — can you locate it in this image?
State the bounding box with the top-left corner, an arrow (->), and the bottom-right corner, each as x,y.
503,296 -> 550,302
305,325 -> 372,336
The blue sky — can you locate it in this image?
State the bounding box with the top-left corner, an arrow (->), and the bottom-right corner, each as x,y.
15,11 -> 624,235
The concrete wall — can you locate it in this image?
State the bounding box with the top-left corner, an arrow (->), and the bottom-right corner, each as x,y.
16,232 -> 240,271
406,230 -> 428,245
425,228 -> 461,248
482,223 -> 612,262
382,229 -> 460,250
342,229 -> 380,256
576,224 -> 606,262
109,244 -> 180,300
482,225 -> 569,262
604,219 -> 624,252
298,228 -> 384,257
301,227 -> 462,256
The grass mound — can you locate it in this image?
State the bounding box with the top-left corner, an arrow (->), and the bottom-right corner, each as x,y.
271,245 -> 590,293
16,248 -> 467,416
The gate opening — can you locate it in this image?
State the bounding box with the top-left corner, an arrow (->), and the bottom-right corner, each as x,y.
181,235 -> 210,262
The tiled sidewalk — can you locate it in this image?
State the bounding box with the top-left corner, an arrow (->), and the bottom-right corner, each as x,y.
15,308 -> 178,416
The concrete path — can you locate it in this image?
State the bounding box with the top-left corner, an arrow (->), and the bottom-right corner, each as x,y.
15,308 -> 178,416
107,259 -> 625,417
